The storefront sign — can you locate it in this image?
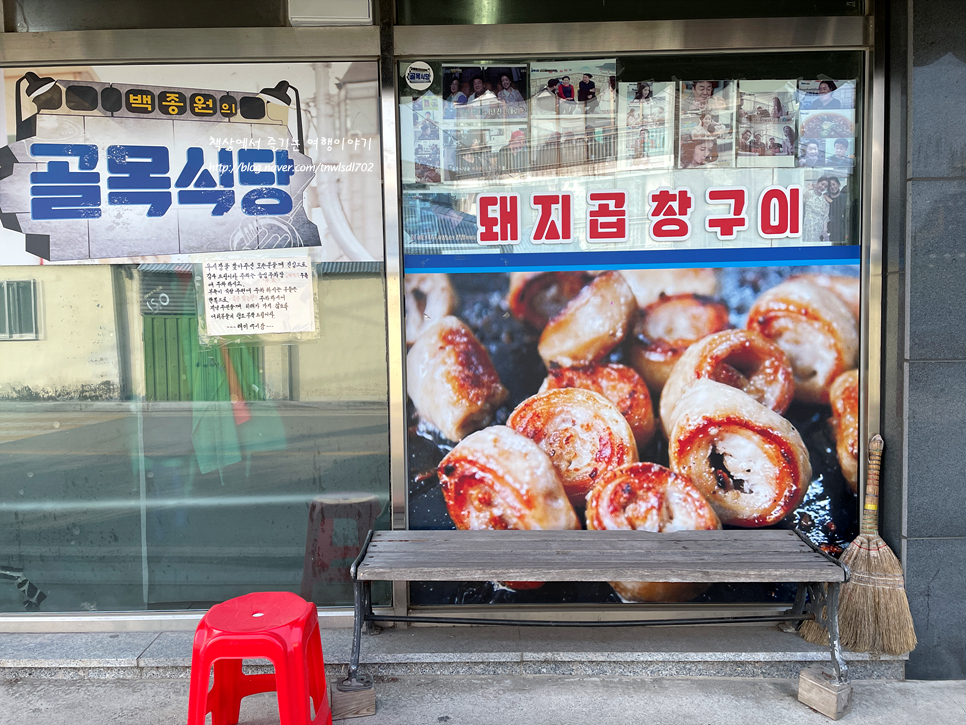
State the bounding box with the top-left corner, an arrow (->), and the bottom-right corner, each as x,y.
0,74 -> 321,262
474,184 -> 802,245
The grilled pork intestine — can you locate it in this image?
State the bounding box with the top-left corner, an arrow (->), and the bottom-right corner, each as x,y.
539,363 -> 657,449
538,271 -> 637,368
438,426 -> 581,531
508,388 -> 638,507
829,369 -> 859,494
628,294 -> 731,394
407,316 -> 508,442
586,462 -> 721,603
668,380 -> 811,527
746,279 -> 858,405
508,271 -> 590,329
404,273 -> 458,345
660,330 -> 794,437
619,268 -> 718,310
793,273 -> 860,321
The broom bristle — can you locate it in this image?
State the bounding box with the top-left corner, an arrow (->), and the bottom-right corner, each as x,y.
798,612 -> 829,646
839,533 -> 917,656
797,534 -> 918,655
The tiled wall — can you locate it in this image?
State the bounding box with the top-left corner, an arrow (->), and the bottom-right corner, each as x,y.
884,0 -> 966,680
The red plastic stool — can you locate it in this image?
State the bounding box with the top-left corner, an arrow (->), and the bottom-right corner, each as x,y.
187,591 -> 331,725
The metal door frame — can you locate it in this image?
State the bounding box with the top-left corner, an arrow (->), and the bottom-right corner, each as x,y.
384,16 -> 882,621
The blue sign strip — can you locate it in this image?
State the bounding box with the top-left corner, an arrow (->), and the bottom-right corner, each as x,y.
404,245 -> 861,274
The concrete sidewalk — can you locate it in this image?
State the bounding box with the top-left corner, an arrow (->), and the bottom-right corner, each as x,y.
3,674 -> 965,725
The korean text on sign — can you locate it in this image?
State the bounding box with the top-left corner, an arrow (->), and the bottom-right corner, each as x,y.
28,143 -> 298,220
202,257 -> 316,336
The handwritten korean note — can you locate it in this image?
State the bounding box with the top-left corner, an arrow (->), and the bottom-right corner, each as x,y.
202,257 -> 315,336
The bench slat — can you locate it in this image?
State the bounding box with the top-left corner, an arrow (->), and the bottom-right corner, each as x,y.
373,530 -> 801,540
357,565 -> 844,583
369,539 -> 813,555
355,530 -> 845,583
365,555 -> 819,565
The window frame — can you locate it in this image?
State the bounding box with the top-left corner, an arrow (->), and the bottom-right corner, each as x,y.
0,279 -> 40,341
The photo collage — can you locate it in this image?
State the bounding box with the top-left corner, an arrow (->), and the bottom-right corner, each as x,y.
403,64 -> 531,184
401,66 -> 858,243
796,79 -> 857,244
618,81 -> 675,170
528,59 -> 618,172
678,80 -> 736,169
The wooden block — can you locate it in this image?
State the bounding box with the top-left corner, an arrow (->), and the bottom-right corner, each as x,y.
330,681 -> 376,720
798,664 -> 853,720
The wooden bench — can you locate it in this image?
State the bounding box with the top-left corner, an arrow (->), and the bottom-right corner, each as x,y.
337,528 -> 849,716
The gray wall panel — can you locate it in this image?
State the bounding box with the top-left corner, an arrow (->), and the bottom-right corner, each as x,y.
887,0 -> 966,679
904,537 -> 966,679
904,361 -> 966,538
907,180 -> 966,360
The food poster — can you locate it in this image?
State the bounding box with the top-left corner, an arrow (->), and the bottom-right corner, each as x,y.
404,262 -> 861,606
617,81 -> 675,170
400,66 -> 863,606
736,81 -> 799,168
402,188 -> 862,607
678,80 -> 736,169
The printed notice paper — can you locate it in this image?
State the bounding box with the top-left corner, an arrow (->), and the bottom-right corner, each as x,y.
202,257 -> 315,336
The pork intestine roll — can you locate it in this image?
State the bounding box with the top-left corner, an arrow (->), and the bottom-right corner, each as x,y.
407,316 -> 508,442
539,363 -> 657,449
586,462 -> 721,603
439,426 -> 581,531
628,293 -> 731,394
619,268 -> 718,309
507,271 -> 589,329
793,273 -> 860,321
829,369 -> 859,494
405,273 -> 458,345
508,388 -> 638,507
538,271 -> 637,368
660,330 -> 794,437
746,279 -> 858,405
668,380 -> 811,527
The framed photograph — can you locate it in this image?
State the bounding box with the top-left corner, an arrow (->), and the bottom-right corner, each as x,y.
678,80 -> 735,169
529,59 -> 617,123
442,64 -> 528,124
798,78 -> 856,111
737,80 -> 798,168
679,79 -> 735,115
618,81 -> 674,170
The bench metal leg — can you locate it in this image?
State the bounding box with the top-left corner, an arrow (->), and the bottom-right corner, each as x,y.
779,582 -> 808,633
803,582 -> 849,685
826,582 -> 848,684
362,580 -> 381,636
341,578 -> 373,690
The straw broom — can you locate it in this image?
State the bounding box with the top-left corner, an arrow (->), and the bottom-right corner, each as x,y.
800,434 -> 917,655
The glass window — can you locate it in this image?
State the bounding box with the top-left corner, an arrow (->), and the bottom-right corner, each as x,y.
0,61 -> 389,614
399,52 -> 864,607
0,280 -> 39,340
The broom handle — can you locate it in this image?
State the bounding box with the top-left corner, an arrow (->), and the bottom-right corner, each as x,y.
862,434 -> 885,536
